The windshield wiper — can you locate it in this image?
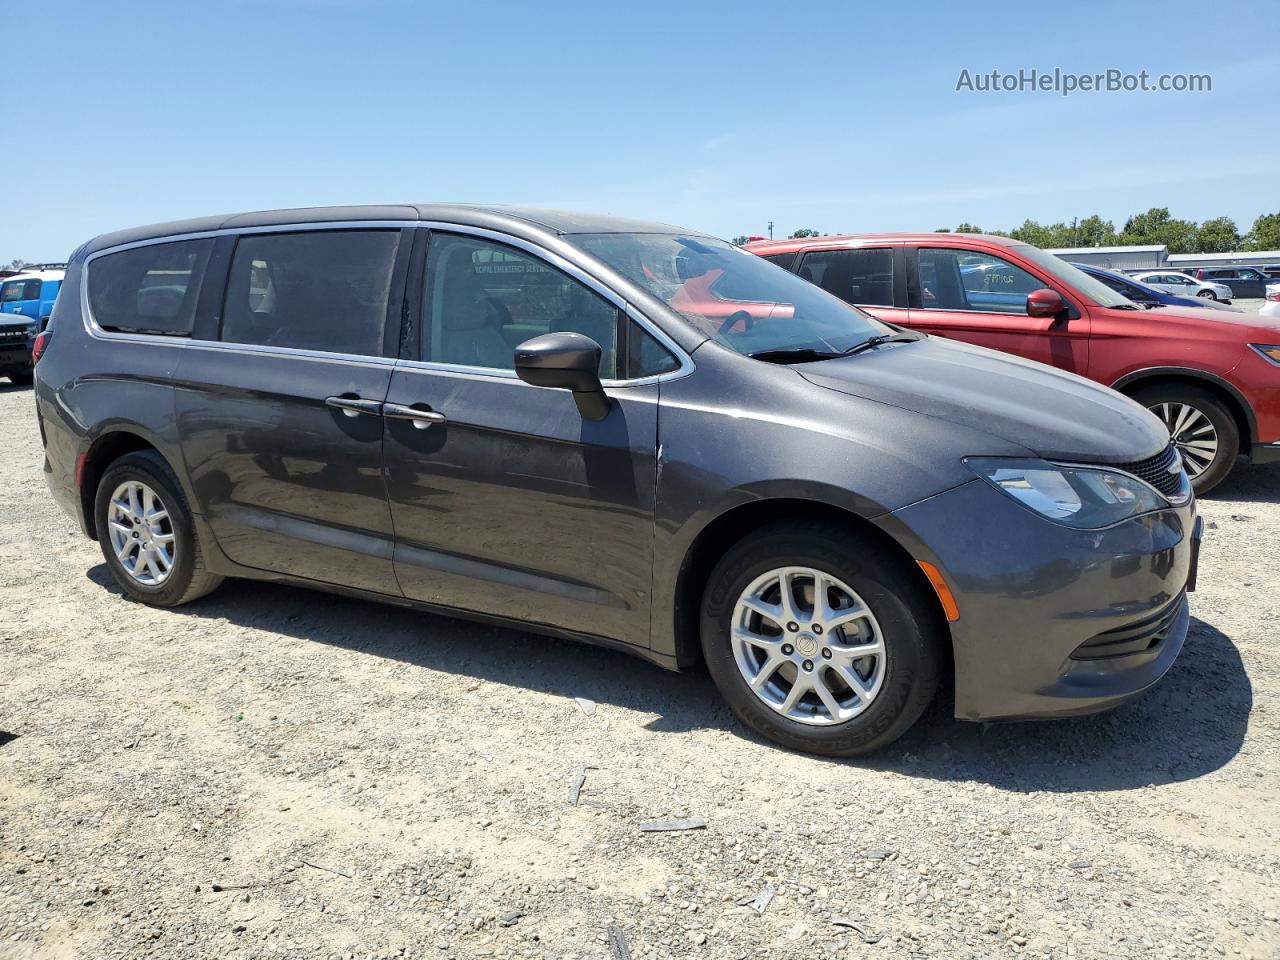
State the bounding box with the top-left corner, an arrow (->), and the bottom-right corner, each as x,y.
748,347 -> 843,364
1110,303 -> 1141,311
840,332 -> 921,356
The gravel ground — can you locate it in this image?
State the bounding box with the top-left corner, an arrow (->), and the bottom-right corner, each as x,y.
1,381 -> 1278,960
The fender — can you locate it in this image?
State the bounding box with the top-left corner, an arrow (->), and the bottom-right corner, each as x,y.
1110,365 -> 1258,443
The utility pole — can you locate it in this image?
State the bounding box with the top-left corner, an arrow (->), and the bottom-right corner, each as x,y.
1072,216 -> 1078,247
767,220 -> 774,240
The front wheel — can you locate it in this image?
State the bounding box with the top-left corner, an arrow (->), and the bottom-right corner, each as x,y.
1197,289 -> 1216,300
1134,384 -> 1239,495
700,521 -> 944,757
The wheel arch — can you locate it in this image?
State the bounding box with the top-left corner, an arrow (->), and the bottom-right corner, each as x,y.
79,429 -> 169,541
670,497 -> 954,675
1112,367 -> 1256,453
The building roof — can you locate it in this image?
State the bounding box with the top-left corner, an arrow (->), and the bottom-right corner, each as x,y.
83,204 -> 701,256
1167,250 -> 1280,262
1045,245 -> 1166,255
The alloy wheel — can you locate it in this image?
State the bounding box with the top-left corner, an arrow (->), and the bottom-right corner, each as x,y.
1150,401 -> 1219,481
730,566 -> 886,726
107,480 -> 177,586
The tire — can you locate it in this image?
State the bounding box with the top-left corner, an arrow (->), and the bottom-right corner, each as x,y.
7,373 -> 33,385
94,450 -> 223,606
1196,289 -> 1216,300
699,521 -> 945,757
1134,384 -> 1239,495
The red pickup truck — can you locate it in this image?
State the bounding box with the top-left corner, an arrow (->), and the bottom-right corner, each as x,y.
745,233 -> 1280,493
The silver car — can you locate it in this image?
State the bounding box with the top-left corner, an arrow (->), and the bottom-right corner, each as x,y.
1132,271 -> 1233,303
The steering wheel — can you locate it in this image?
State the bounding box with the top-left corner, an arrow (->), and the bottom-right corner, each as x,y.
717,310 -> 755,336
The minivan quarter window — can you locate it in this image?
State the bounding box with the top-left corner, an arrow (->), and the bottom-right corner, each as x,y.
423,232 -> 620,377
221,230 -> 401,356
88,238 -> 215,335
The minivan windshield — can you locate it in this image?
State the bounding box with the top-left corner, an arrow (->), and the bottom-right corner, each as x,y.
572,233 -> 892,357
1011,244 -> 1135,309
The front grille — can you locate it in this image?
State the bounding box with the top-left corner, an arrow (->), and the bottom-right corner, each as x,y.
1071,594 -> 1185,660
1110,443 -> 1184,498
0,327 -> 27,340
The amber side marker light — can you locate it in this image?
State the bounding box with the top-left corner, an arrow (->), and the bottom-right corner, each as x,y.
918,560 -> 960,622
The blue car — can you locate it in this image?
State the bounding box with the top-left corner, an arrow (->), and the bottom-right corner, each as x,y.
0,265 -> 64,385
0,265 -> 65,328
1071,263 -> 1241,312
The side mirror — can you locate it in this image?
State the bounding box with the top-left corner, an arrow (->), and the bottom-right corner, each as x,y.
514,332 -> 610,421
1026,287 -> 1065,318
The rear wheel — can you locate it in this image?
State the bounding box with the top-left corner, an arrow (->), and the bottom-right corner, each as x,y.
700,521 -> 944,757
94,450 -> 223,606
1134,384 -> 1239,495
7,372 -> 33,385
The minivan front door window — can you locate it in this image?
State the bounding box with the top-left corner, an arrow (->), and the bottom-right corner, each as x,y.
422,233 -> 619,376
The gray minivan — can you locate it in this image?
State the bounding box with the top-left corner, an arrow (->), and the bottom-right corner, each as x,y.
33,205 -> 1200,755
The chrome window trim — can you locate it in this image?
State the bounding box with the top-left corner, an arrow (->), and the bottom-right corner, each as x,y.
79,219 -> 695,384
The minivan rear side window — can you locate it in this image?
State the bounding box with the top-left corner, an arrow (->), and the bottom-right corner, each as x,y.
89,239 -> 214,335
798,248 -> 895,306
221,230 -> 400,356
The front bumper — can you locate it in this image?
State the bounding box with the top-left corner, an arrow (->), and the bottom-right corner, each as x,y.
1252,442 -> 1280,464
877,479 -> 1197,722
0,337 -> 34,374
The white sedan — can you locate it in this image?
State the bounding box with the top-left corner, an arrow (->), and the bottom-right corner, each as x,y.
1262,283 -> 1280,319
1132,271 -> 1233,303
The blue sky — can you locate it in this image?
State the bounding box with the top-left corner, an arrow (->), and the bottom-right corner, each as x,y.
5,0 -> 1278,260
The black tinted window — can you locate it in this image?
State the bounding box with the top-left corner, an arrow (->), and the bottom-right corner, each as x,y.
1,280 -> 40,302
222,231 -> 400,356
424,233 -> 618,377
798,248 -> 895,306
88,239 -> 213,335
761,253 -> 794,269
626,320 -> 679,378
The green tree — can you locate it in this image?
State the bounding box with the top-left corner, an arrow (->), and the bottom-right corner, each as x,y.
5,258 -> 27,271
730,235 -> 750,246
1118,207 -> 1198,253
1243,212 -> 1280,251
1195,217 -> 1239,253
954,223 -> 982,234
1073,215 -> 1116,247
934,227 -> 951,233
1008,219 -> 1060,247
790,228 -> 820,239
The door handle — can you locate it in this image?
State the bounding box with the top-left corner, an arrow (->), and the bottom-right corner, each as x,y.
325,396 -> 384,418
383,402 -> 447,430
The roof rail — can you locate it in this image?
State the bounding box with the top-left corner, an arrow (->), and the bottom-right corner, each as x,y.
22,262 -> 68,272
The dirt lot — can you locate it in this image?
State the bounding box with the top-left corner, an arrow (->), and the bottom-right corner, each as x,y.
1,381 -> 1278,960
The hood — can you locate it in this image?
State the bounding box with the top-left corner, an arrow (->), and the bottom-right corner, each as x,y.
798,337 -> 1168,464
1145,302 -> 1280,331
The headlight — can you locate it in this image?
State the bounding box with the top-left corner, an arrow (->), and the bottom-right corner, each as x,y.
965,458 -> 1170,528
1252,344 -> 1280,366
